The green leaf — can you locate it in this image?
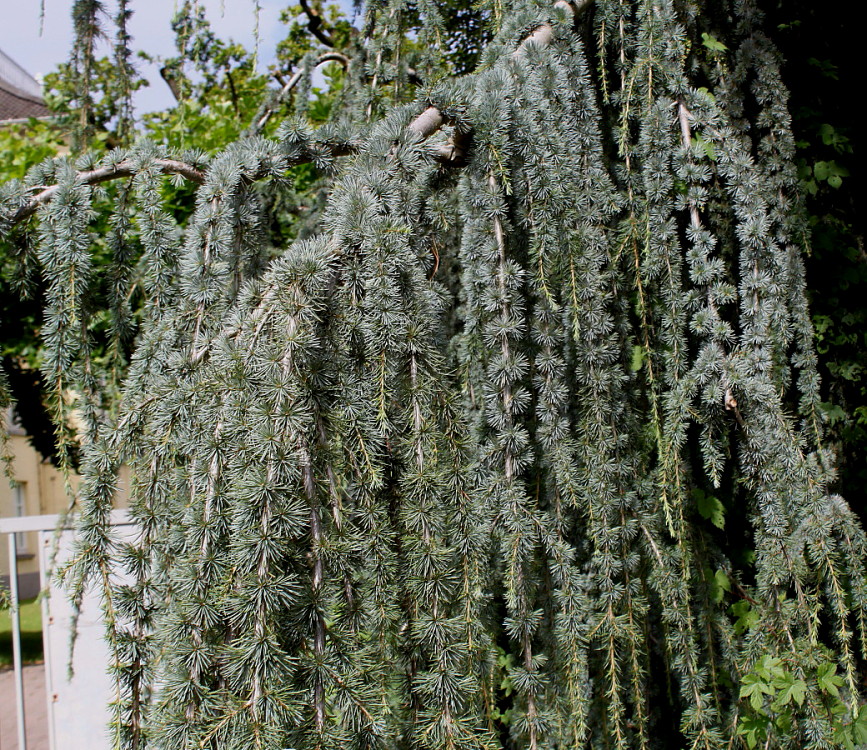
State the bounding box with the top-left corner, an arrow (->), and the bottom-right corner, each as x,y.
696,86 -> 717,104
818,401 -> 846,425
630,344 -> 645,372
828,174 -> 843,188
707,568 -> 731,604
808,57 -> 839,79
693,133 -> 716,161
705,566 -> 722,603
500,678 -> 513,696
731,600 -> 759,634
701,32 -> 728,51
740,673 -> 774,711
772,672 -> 806,707
756,655 -> 785,681
738,712 -> 770,749
852,705 -> 867,745
694,488 -> 726,528
835,722 -> 856,750
817,662 -> 843,697
774,709 -> 793,733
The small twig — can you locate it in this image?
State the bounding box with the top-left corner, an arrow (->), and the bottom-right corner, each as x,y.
225,68 -> 240,117
726,567 -> 759,606
407,67 -> 423,86
514,0 -> 584,57
641,524 -> 664,565
724,388 -> 745,428
407,106 -> 445,139
251,52 -> 350,134
429,241 -> 440,279
299,0 -> 335,47
408,0 -> 591,162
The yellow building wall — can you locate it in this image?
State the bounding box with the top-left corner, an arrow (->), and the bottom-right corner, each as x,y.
1,428 -> 128,590
0,433 -> 74,581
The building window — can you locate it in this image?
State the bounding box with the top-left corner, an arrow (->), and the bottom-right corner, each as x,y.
13,481 -> 27,552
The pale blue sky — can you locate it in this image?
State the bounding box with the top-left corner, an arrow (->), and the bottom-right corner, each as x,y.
2,1 -> 347,114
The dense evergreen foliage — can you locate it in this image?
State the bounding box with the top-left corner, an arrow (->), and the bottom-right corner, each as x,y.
2,0 -> 867,748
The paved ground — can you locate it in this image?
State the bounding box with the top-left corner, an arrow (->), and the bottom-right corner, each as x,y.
0,664 -> 48,750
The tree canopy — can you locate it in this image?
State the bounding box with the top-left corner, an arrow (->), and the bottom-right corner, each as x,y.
2,1 -> 867,748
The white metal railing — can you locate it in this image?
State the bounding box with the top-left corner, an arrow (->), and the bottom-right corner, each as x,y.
1,510 -> 130,750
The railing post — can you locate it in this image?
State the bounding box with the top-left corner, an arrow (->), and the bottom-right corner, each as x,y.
38,532 -> 56,750
8,532 -> 28,750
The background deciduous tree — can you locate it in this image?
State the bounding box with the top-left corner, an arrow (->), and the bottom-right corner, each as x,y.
2,1 -> 867,748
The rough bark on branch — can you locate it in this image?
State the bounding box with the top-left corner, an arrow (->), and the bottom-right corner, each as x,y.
11,159 -> 206,224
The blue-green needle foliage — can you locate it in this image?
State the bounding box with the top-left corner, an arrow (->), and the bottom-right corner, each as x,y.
1,0 -> 866,748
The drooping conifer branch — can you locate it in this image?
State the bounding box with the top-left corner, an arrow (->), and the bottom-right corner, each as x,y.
8,1 -> 591,230
70,0 -> 104,150
8,1 -> 867,749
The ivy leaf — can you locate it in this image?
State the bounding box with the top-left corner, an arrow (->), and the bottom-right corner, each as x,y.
701,32 -> 728,51
740,673 -> 773,711
731,600 -> 759,634
852,705 -> 867,745
772,672 -> 807,707
817,662 -> 843,697
756,655 -> 785,681
694,488 -> 726,528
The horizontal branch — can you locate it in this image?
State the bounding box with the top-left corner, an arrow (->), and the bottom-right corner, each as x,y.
408,107 -> 445,139
6,0 -> 593,224
11,159 -> 206,224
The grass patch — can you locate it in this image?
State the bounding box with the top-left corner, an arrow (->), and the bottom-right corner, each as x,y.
0,597 -> 43,666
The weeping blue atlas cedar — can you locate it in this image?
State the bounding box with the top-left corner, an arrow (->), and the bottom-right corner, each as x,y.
1,0 -> 865,748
